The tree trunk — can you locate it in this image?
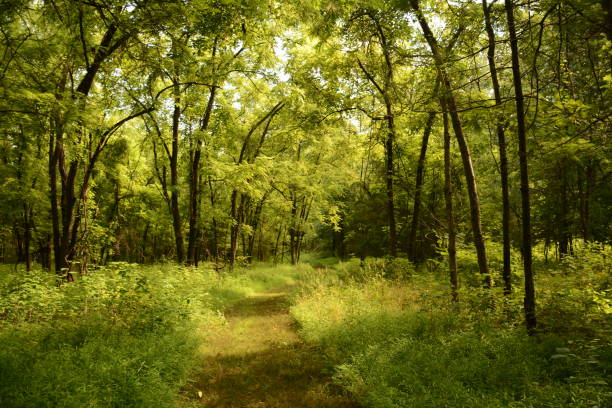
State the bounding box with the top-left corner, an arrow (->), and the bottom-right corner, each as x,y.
408,111 -> 436,262
505,0 -> 537,334
410,0 -> 490,286
442,105 -> 458,301
247,196 -> 266,261
23,204 -> 32,272
356,13 -> 397,257
583,164 -> 593,242
273,224 -> 283,265
170,89 -> 185,263
385,108 -> 398,257
208,176 -> 220,265
289,195 -> 299,265
141,224 -> 149,263
558,162 -> 570,256
187,81 -> 218,264
229,191 -> 242,270
483,0 -> 512,294
38,235 -> 51,270
48,24 -> 129,275
49,126 -> 65,273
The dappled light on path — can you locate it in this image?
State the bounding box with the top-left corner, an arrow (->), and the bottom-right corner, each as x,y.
179,287 -> 359,408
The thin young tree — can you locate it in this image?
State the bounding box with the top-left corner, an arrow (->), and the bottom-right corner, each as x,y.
482,0 -> 512,294
409,0 -> 491,286
504,0 -> 537,333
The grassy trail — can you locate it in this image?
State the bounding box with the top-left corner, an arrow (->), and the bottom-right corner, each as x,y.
180,286 -> 359,408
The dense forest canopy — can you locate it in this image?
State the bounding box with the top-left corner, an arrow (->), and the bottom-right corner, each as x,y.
1,0 -> 610,313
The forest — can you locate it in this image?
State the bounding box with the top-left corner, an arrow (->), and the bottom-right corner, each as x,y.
0,0 -> 610,407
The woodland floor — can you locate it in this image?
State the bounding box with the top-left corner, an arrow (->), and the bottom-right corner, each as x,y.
178,286 -> 359,408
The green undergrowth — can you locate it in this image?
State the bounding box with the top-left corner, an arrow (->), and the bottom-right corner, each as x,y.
0,262 -> 298,408
292,247 -> 611,407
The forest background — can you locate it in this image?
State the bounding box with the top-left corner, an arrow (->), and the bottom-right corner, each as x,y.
0,0 -> 610,407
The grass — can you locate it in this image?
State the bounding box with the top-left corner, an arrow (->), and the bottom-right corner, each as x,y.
0,262 -> 300,408
0,245 -> 609,407
179,286 -> 357,407
291,247 -> 611,408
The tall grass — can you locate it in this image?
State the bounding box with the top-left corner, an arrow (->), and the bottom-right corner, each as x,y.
0,262 -> 298,408
291,248 -> 611,408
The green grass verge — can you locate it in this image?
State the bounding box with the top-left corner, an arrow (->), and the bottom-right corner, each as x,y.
291,248 -> 611,408
0,262 -> 299,408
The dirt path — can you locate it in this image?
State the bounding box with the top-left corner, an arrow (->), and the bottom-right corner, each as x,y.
180,287 -> 359,408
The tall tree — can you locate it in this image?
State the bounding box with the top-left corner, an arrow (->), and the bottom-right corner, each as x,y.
441,102 -> 458,301
354,10 -> 399,257
482,0 -> 512,294
505,0 -> 536,333
408,0 -> 491,286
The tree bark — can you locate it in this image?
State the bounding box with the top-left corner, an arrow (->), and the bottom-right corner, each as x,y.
505,0 -> 537,334
408,111 -> 436,262
48,20 -> 132,274
410,0 -> 490,286
356,12 -> 398,256
187,86 -> 217,264
170,88 -> 185,263
483,0 -> 512,294
441,105 -> 458,301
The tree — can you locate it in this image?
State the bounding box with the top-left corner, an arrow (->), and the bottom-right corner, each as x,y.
504,0 -> 536,333
408,0 -> 491,287
482,0 -> 512,294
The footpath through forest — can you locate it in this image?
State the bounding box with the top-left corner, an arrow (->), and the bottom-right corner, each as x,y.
179,286 -> 359,408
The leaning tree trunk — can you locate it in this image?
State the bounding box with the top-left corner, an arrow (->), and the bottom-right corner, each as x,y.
483,0 -> 512,294
410,0 -> 490,286
505,0 -> 537,334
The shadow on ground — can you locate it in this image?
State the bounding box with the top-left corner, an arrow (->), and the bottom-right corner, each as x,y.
180,289 -> 359,408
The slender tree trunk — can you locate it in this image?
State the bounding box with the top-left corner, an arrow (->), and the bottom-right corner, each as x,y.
385,108 -> 398,257
187,79 -> 218,264
23,204 -> 32,272
229,191 -> 241,270
410,0 -> 490,286
356,14 -> 397,256
408,111 -> 436,262
208,176 -> 219,265
281,228 -> 286,264
583,164 -> 593,242
483,0 -> 512,294
48,26 -> 129,275
247,196 -> 266,261
273,224 -> 283,265
228,103 -> 283,269
49,128 -> 64,273
38,235 -> 51,270
289,195 -> 299,265
442,105 -> 458,301
558,163 -> 570,256
170,88 -> 185,263
505,0 -> 537,334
